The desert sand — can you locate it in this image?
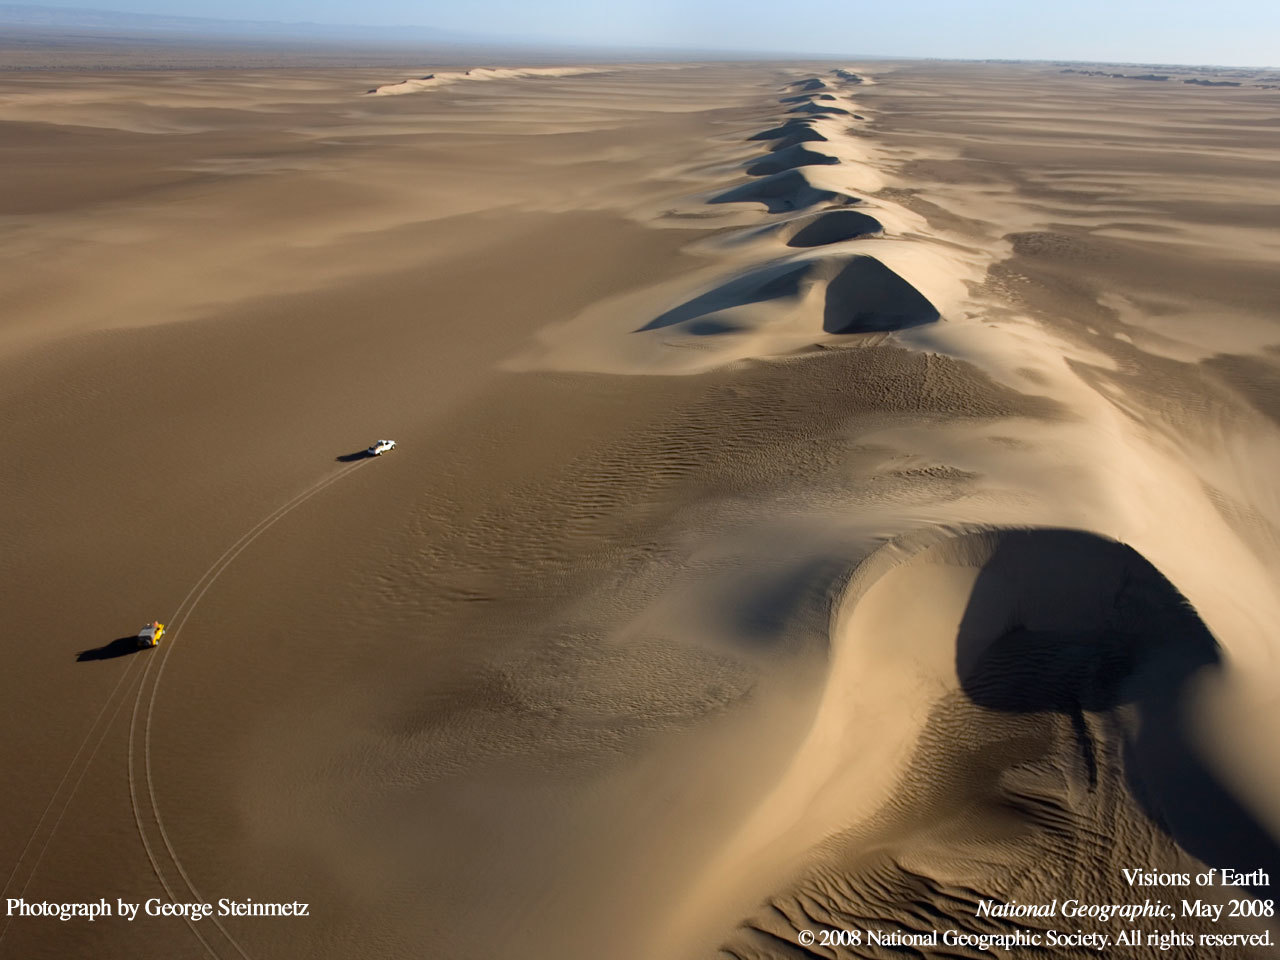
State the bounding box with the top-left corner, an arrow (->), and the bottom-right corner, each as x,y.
1,53 -> 1278,959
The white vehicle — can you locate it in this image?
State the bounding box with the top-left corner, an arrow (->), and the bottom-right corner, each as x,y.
366,439 -> 397,456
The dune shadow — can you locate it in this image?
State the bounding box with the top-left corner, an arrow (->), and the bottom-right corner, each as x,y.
746,144 -> 840,177
729,555 -> 850,647
952,528 -> 1280,891
785,209 -> 884,247
789,78 -> 828,91
636,261 -> 813,333
822,257 -> 939,333
790,102 -> 850,116
779,93 -> 838,104
748,119 -> 827,144
637,255 -> 935,336
684,318 -> 748,336
77,636 -> 146,661
336,450 -> 374,462
770,131 -> 830,151
709,169 -> 851,214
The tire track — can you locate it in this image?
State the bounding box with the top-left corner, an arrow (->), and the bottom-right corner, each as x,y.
0,653 -> 146,952
121,458 -> 369,959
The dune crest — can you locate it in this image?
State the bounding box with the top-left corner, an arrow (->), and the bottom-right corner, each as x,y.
744,143 -> 841,176
509,71 -> 967,376
748,118 -> 828,143
634,254 -> 937,336
709,168 -> 854,213
782,208 -> 885,246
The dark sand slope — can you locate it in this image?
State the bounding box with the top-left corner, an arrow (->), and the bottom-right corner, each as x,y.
748,120 -> 828,144
710,169 -> 854,213
770,129 -> 833,151
782,210 -> 883,247
788,101 -> 851,116
637,260 -> 814,334
822,257 -> 937,332
635,257 -> 936,338
779,93 -> 838,104
745,144 -> 841,177
719,209 -> 884,251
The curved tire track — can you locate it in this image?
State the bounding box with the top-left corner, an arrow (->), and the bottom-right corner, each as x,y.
126,458 -> 370,959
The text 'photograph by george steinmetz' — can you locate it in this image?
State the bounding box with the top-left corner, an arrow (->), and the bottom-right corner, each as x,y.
0,0 -> 1277,956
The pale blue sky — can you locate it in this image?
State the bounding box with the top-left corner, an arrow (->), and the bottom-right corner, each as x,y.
16,0 -> 1280,66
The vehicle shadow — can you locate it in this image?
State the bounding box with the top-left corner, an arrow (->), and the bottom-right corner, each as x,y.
77,636 -> 146,661
335,450 -> 374,462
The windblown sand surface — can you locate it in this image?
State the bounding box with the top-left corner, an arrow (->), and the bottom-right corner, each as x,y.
1,57 -> 1278,959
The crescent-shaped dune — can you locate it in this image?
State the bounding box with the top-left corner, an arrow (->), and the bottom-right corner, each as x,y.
635,255 -> 937,336
747,118 -> 828,142
709,169 -> 853,213
719,528 -> 1277,956
744,143 -> 841,176
789,101 -> 852,116
779,93 -> 838,104
782,209 -> 885,246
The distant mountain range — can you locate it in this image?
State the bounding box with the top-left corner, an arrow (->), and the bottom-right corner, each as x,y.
0,3 -> 499,45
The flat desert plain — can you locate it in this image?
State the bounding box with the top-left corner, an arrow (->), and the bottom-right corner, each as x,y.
1,56 -> 1278,959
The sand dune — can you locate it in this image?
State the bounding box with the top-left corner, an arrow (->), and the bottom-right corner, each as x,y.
710,168 -> 854,212
833,68 -> 864,82
700,208 -> 885,251
788,100 -> 850,115
820,255 -> 939,331
778,92 -> 837,103
781,208 -> 884,246
512,65 -> 1279,958
633,254 -> 936,337
514,72 -> 950,375
366,65 -> 606,96
769,130 -> 829,150
743,143 -> 840,176
718,527 -> 1277,956
682,75 -> 919,335
637,259 -> 812,333
747,118 -> 826,142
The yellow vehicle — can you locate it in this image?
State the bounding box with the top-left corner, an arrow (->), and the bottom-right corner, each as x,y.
136,621 -> 165,649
